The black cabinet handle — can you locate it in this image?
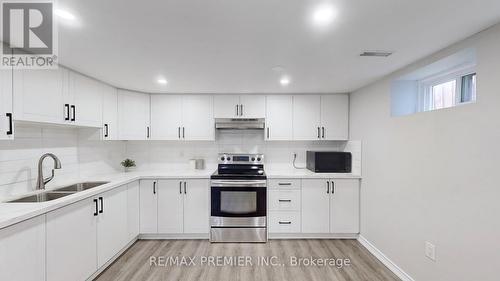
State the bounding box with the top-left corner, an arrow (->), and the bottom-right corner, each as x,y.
317,127 -> 320,139
240,104 -> 243,116
278,182 -> 292,186
93,199 -> 98,216
99,197 -> 103,213
178,127 -> 181,139
182,127 -> 185,139
331,181 -> 335,194
322,127 -> 325,138
146,126 -> 150,139
179,181 -> 182,194
267,127 -> 270,139
153,181 -> 156,194
104,124 -> 109,138
236,105 -> 239,116
327,181 -> 330,194
183,181 -> 187,194
64,104 -> 70,121
70,105 -> 76,121
6,113 -> 13,135
279,221 -> 292,225
278,199 -> 292,202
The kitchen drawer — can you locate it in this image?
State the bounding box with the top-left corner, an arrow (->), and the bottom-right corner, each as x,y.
269,211 -> 301,233
268,179 -> 301,189
269,189 -> 301,211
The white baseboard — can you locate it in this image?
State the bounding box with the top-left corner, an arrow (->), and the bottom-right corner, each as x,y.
139,233 -> 209,240
357,235 -> 414,281
269,233 -> 359,239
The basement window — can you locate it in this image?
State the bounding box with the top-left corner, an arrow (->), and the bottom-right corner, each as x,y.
419,68 -> 476,112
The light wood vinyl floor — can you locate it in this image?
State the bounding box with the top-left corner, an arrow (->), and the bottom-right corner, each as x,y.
95,239 -> 400,281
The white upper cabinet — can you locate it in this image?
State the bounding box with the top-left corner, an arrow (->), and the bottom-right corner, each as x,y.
293,95 -> 321,140
13,68 -> 68,125
214,95 -> 265,118
150,95 -> 182,140
214,95 -> 240,118
321,94 -> 349,140
239,95 -> 266,118
0,68 -> 13,140
150,95 -> 214,141
68,72 -> 103,128
102,86 -> 118,140
117,89 -> 150,140
265,95 -> 293,141
182,95 -> 214,140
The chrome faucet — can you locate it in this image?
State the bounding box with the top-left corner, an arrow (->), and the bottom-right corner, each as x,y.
36,153 -> 62,190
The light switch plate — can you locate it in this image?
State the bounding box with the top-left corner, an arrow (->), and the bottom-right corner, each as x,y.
425,241 -> 436,261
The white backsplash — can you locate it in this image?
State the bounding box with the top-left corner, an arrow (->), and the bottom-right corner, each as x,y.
0,126 -> 361,201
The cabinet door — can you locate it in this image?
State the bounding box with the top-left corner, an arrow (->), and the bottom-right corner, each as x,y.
240,95 -> 265,118
182,95 -> 214,140
301,179 -> 330,233
97,185 -> 128,268
157,180 -> 184,233
139,180 -> 158,234
214,95 -> 239,118
265,95 -> 293,140
330,179 -> 359,234
0,216 -> 45,281
117,90 -> 150,140
127,181 -> 140,240
150,95 -> 182,140
293,95 -> 321,140
0,68 -> 13,140
69,72 -> 103,127
183,179 -> 209,234
13,68 -> 67,124
46,198 -> 97,281
102,85 -> 118,140
321,95 -> 349,140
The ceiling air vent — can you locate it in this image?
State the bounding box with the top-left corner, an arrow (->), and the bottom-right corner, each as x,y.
360,51 -> 393,57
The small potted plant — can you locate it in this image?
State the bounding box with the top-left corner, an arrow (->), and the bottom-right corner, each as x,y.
121,158 -> 136,172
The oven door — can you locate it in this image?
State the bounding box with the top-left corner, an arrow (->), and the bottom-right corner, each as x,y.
211,180 -> 266,226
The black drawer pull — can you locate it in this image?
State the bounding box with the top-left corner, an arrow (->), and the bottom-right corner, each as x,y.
278,182 -> 292,186
278,199 -> 292,202
279,221 -> 292,225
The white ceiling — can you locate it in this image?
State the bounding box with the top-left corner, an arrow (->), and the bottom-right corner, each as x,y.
56,0 -> 500,94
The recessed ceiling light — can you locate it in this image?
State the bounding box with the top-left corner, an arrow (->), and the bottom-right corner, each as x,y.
280,76 -> 290,86
157,78 -> 168,85
54,9 -> 76,21
312,3 -> 337,27
360,51 -> 393,57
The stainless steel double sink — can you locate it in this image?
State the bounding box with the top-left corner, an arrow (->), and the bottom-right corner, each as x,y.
7,181 -> 110,203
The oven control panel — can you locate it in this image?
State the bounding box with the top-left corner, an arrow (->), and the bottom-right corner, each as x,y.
218,153 -> 264,164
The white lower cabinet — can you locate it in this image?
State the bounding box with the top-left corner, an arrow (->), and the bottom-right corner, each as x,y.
269,211 -> 301,233
97,185 -> 129,268
127,181 -> 140,240
0,215 -> 45,281
46,183 -> 136,281
301,179 -> 359,234
46,198 -> 98,281
142,179 -> 209,234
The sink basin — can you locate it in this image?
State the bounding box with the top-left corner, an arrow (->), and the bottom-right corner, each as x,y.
8,192 -> 74,203
53,181 -> 110,192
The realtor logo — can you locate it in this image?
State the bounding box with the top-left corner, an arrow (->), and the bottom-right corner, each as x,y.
1,1 -> 58,68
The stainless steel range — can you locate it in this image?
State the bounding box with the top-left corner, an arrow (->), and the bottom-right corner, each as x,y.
210,153 -> 267,243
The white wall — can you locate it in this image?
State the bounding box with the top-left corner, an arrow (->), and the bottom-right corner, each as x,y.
0,125 -> 125,200
350,24 -> 500,281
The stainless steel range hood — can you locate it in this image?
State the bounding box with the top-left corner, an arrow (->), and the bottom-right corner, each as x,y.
215,118 -> 265,130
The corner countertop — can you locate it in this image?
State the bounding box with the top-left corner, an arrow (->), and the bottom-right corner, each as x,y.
0,168 -> 361,230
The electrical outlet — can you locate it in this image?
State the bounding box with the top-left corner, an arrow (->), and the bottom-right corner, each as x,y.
425,242 -> 436,261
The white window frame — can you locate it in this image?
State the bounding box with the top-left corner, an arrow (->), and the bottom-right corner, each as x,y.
417,64 -> 476,112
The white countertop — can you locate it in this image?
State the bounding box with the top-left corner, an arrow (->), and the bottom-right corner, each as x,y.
0,169 -> 361,230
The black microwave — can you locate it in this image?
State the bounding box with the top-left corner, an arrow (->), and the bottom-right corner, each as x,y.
306,151 -> 352,173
